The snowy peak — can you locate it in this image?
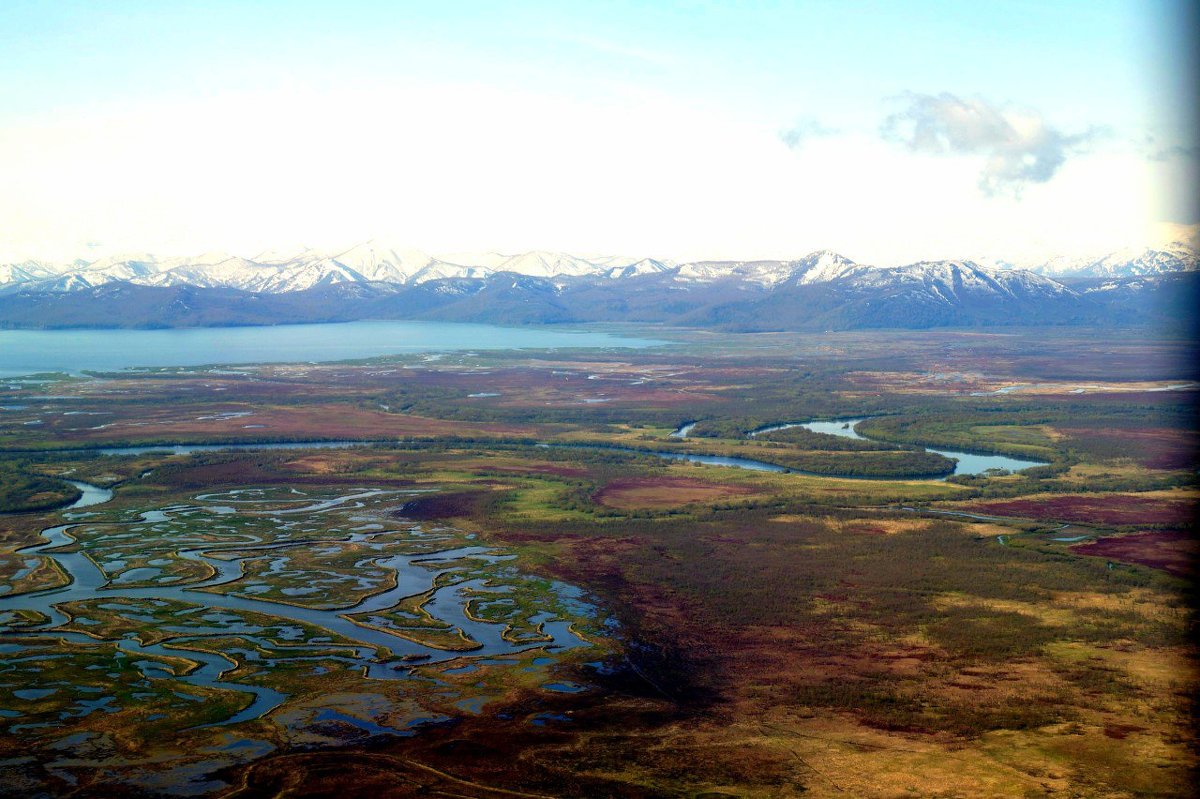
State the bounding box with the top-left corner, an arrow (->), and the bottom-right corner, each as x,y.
603,258 -> 673,279
493,251 -> 601,278
0,247 -> 859,293
1016,236 -> 1199,279
674,251 -> 858,286
409,261 -> 494,284
839,260 -> 1073,305
322,242 -> 434,281
141,257 -> 276,288
5,244 -> 1188,331
790,250 -> 858,284
0,261 -> 57,285
1067,246 -> 1198,278
2,240 -> 1193,297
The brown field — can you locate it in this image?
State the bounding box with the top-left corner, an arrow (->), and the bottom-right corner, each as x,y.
8,403 -> 532,447
390,489 -> 506,521
1072,531 -> 1196,577
137,452 -> 427,491
454,459 -> 591,478
593,476 -> 759,510
305,359 -> 741,407
495,508 -> 1197,797
1060,425 -> 1198,470
281,451 -> 404,474
962,491 -> 1197,527
842,371 -> 1199,398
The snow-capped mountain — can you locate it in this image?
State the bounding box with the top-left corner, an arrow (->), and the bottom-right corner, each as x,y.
408,261 -> 494,284
2,252 -> 1186,331
0,246 -> 862,293
4,236 -> 1196,297
141,255 -> 277,289
0,240 -> 1194,332
292,243 -> 436,282
672,251 -> 857,287
0,261 -> 59,285
404,251 -> 676,283
1010,227 -> 1200,279
602,258 -> 673,279
961,226 -> 1200,279
492,251 -> 599,278
839,259 -> 1072,300
783,250 -> 860,285
0,246 -> 695,294
1042,245 -> 1199,279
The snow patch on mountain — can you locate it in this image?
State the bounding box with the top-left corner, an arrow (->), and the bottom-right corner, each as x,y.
673,252 -> 857,286
838,260 -> 1072,303
2,239 -> 1194,297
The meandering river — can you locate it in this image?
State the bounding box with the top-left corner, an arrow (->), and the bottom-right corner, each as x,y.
663,417 -> 1047,478
65,415 -> 1046,480
748,418 -> 1046,476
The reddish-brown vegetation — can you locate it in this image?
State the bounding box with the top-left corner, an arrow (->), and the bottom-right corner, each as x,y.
1059,426 -> 1198,470
964,493 -> 1196,527
393,490 -> 501,521
315,362 -> 737,407
592,476 -> 757,510
1071,531 -> 1196,577
21,404 -> 531,447
147,455 -> 419,491
464,461 -> 590,478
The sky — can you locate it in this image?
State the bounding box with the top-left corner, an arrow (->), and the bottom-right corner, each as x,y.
0,0 -> 1195,265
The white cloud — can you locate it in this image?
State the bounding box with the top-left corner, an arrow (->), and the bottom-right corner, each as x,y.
779,116 -> 838,150
881,92 -> 1098,196
0,83 -> 1163,265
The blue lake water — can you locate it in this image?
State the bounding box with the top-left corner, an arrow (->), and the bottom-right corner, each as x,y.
0,320 -> 664,377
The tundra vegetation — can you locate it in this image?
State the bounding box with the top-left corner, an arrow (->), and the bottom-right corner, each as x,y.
0,326 -> 1195,798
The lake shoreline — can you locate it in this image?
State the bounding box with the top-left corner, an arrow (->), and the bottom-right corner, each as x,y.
0,319 -> 667,378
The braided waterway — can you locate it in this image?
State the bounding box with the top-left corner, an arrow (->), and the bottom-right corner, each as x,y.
0,481 -> 595,729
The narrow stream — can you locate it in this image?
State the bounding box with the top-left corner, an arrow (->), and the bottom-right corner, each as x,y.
668,422 -> 696,439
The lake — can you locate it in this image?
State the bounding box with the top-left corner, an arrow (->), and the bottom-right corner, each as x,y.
0,320 -> 665,377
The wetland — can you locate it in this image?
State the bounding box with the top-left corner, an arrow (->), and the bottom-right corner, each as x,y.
0,325 -> 1196,798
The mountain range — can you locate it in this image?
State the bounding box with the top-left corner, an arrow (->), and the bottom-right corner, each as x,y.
0,240 -> 1195,331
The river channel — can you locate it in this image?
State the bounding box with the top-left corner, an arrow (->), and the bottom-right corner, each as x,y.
746,417 -> 1046,476
43,414 -> 1045,481
0,481 -> 594,729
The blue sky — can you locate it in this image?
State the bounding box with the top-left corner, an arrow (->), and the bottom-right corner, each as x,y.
0,1 -> 1194,263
